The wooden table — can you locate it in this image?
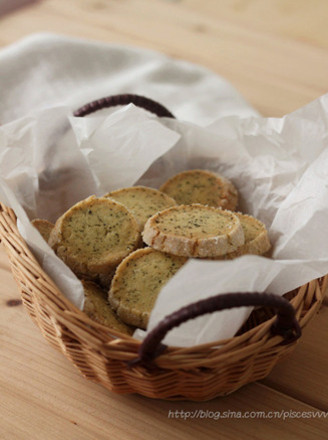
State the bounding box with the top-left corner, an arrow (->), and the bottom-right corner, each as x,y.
1,1 -> 328,439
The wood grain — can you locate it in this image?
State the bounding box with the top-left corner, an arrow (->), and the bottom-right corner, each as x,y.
1,0 -> 328,438
0,0 -> 327,116
0,264 -> 327,440
263,304 -> 328,411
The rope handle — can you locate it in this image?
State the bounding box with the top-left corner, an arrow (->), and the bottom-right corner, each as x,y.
129,292 -> 301,367
74,93 -> 175,118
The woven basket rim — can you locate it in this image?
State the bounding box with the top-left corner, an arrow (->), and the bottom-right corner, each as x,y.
0,203 -> 325,363
1,88 -> 326,397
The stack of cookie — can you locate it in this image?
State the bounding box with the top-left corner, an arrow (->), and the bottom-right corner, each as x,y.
32,169 -> 271,334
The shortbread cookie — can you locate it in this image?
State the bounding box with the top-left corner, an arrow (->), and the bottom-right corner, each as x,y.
215,213 -> 271,259
105,186 -> 177,231
31,219 -> 54,242
160,169 -> 238,210
49,196 -> 140,280
109,248 -> 187,329
142,204 -> 244,258
82,280 -> 133,335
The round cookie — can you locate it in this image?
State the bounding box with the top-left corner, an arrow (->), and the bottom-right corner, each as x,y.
82,280 -> 133,335
105,186 -> 177,231
142,204 -> 244,258
215,213 -> 271,260
49,196 -> 141,280
108,248 -> 187,329
160,169 -> 238,210
31,219 -> 54,242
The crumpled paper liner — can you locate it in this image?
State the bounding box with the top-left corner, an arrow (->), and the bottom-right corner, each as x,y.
1,95 -> 328,347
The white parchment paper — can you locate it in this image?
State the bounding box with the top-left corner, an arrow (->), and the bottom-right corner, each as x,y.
1,95 -> 328,347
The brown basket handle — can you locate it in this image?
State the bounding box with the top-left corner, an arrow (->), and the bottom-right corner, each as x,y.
73,94 -> 175,118
129,292 -> 301,367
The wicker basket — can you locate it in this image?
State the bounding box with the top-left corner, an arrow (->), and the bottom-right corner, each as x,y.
0,95 -> 326,401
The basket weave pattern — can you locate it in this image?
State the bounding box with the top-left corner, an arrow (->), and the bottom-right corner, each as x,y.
0,202 -> 326,401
